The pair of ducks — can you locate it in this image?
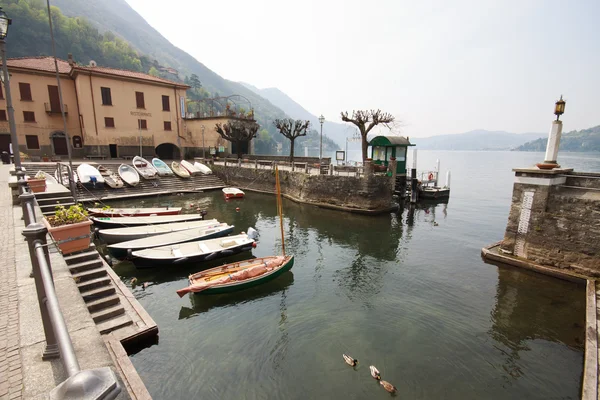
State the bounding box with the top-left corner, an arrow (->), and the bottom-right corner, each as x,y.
342,354 -> 397,394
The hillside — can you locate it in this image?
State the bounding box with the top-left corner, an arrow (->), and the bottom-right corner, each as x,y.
411,130 -> 545,150
514,125 -> 600,152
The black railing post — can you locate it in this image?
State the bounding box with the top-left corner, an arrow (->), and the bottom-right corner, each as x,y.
22,222 -> 60,360
19,191 -> 36,226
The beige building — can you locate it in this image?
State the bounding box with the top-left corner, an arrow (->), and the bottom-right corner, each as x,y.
0,56 -> 250,160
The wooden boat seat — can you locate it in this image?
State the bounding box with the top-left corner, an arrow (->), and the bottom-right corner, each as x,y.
198,243 -> 211,253
172,248 -> 183,257
220,240 -> 237,248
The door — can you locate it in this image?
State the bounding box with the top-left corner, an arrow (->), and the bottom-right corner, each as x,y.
48,85 -> 61,113
109,144 -> 118,158
0,134 -> 11,153
52,136 -> 68,156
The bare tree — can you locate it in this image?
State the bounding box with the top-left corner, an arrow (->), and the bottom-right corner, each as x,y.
340,110 -> 395,162
273,119 -> 310,162
215,120 -> 259,158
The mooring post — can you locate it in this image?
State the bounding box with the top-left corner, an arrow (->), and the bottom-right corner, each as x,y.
410,149 -> 418,203
304,163 -> 309,174
389,158 -> 398,193
435,159 -> 440,186
255,159 -> 258,170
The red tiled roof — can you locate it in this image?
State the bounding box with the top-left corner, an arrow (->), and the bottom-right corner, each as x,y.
74,65 -> 189,87
2,56 -> 72,74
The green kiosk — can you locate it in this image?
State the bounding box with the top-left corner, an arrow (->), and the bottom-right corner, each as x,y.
368,135 -> 414,174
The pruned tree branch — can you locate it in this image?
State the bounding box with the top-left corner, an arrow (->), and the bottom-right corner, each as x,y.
273,119 -> 310,162
215,120 -> 260,158
340,109 -> 396,162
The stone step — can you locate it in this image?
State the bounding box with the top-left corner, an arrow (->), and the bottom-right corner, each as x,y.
96,314 -> 133,334
86,293 -> 121,313
80,285 -> 116,302
36,196 -> 75,206
64,249 -> 100,266
77,276 -> 112,292
90,304 -> 125,323
68,259 -> 103,275
72,266 -> 107,283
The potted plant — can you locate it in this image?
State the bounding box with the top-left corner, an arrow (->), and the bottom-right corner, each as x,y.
26,173 -> 47,193
43,204 -> 93,255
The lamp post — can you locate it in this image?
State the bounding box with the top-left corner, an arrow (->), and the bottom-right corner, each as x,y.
0,7 -> 21,171
318,114 -> 325,163
345,129 -> 361,163
201,125 -> 205,159
538,95 -> 567,170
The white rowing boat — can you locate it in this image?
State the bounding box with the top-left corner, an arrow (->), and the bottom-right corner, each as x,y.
98,219 -> 220,244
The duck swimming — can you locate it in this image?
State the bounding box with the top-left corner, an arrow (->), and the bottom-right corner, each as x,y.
370,365 -> 381,380
342,354 -> 358,367
380,380 -> 397,394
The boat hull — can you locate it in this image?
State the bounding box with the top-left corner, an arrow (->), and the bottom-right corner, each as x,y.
87,207 -> 182,217
194,256 -> 294,295
118,164 -> 140,187
98,219 -> 219,244
90,214 -> 204,229
132,242 -> 254,268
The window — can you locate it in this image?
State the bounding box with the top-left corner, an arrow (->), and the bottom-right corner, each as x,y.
0,83 -> 3,99
138,119 -> 147,130
0,110 -> 6,121
23,111 -> 35,122
25,135 -> 39,150
135,92 -> 145,109
164,121 -> 172,131
162,95 -> 170,111
104,117 -> 115,128
19,83 -> 32,101
72,136 -> 83,148
47,85 -> 61,112
101,87 -> 112,106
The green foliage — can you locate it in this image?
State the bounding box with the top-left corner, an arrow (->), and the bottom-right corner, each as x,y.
514,125 -> 600,152
47,204 -> 89,227
148,66 -> 160,77
189,74 -> 202,89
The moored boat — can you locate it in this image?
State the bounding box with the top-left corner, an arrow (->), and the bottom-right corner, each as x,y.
87,206 -> 182,217
130,233 -> 256,267
133,156 -> 158,179
77,163 -> 105,189
98,219 -> 220,244
90,214 -> 204,229
177,255 -> 294,296
97,165 -> 124,188
152,158 -> 174,176
107,223 -> 234,259
193,162 -> 212,175
222,187 -> 245,199
181,160 -> 202,175
118,164 -> 140,187
35,170 -> 59,185
171,161 -> 190,178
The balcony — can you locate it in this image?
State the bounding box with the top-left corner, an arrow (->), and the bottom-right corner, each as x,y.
44,103 -> 68,115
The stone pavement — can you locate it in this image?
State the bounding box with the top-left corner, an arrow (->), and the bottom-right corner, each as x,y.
0,165 -> 22,400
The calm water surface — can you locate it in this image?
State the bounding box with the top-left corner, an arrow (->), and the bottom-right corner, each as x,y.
105,151 -> 600,399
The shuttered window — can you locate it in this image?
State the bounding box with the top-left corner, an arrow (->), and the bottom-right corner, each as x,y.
25,135 -> 40,150
138,119 -> 147,130
23,111 -> 35,122
104,117 -> 115,128
19,83 -> 32,101
0,83 -> 3,99
101,87 -> 112,105
135,92 -> 145,109
164,121 -> 172,131
162,95 -> 170,111
0,110 -> 6,121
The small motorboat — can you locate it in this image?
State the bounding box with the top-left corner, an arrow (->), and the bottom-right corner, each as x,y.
97,165 -> 124,189
151,158 -> 174,176
223,187 -> 245,199
35,170 -> 59,185
181,160 -> 202,175
54,165 -> 78,187
107,223 -> 234,259
132,156 -> 158,179
77,163 -> 105,189
130,233 -> 256,267
171,162 -> 190,178
193,162 -> 212,175
177,255 -> 294,296
90,214 -> 205,229
118,164 -> 140,187
87,206 -> 182,217
98,219 -> 220,244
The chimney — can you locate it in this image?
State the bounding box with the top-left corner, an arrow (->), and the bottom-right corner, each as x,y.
67,53 -> 74,66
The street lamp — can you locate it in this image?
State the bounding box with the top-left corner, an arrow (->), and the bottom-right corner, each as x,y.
345,129 -> 361,164
0,7 -> 22,170
318,114 -> 325,162
554,95 -> 566,121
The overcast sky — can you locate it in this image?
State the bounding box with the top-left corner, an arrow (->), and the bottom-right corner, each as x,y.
125,0 -> 599,137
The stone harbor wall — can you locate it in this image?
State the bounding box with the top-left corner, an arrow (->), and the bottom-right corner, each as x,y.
212,165 -> 395,214
501,169 -> 600,275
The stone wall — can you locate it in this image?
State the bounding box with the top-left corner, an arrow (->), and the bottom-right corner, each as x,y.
501,170 -> 600,275
212,165 -> 395,214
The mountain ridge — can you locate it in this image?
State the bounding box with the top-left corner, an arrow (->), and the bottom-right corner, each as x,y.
410,129 -> 546,150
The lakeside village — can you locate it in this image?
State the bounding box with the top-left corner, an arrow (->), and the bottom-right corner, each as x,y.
1,24 -> 600,400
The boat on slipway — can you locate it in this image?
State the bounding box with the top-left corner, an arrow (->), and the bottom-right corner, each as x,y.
90,214 -> 204,229
107,223 -> 234,259
177,255 -> 294,296
77,163 -> 105,189
118,164 -> 140,187
87,206 -> 181,217
133,156 -> 158,179
98,219 -> 220,244
54,165 -> 78,187
194,162 -> 212,175
98,165 -> 124,189
131,234 -> 256,267
181,160 -> 202,175
171,162 -> 190,178
152,158 -> 174,176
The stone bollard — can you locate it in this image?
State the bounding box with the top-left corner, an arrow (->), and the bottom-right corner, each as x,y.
238,158 -> 242,167
329,164 -> 333,175
255,160 -> 258,170
363,159 -> 374,177
304,163 -> 309,174
389,158 -> 398,192
224,159 -> 227,167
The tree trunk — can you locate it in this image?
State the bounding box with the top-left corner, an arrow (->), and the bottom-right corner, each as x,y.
290,139 -> 295,163
361,135 -> 369,162
236,141 -> 243,159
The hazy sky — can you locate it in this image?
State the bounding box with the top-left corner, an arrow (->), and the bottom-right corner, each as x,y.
125,0 -> 599,137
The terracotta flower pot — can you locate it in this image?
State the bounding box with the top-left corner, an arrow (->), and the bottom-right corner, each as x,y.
42,218 -> 93,255
27,178 -> 47,193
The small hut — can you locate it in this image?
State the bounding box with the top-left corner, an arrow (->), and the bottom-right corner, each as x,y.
368,135 -> 414,174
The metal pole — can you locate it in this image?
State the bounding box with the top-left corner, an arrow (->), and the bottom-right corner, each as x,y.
0,40 -> 22,170
139,119 -> 142,157
319,121 -> 323,163
46,1 -> 77,201
19,192 -> 36,226
202,125 -> 205,159
411,149 -> 418,203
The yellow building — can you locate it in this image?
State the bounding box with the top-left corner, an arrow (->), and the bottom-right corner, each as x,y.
0,56 -> 249,160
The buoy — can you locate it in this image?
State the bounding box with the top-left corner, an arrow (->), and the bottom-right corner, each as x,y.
236,207 -> 240,212
196,207 -> 201,211
251,242 -> 257,248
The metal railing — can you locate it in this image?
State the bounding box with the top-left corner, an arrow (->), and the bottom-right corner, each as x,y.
18,180 -> 121,399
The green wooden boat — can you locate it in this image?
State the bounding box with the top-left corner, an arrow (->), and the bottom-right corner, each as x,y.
176,255 -> 294,296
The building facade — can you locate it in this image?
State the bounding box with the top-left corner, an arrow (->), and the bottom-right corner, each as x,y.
0,56 -> 250,160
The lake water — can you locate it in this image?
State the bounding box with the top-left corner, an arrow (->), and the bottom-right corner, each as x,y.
105,151 -> 600,399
